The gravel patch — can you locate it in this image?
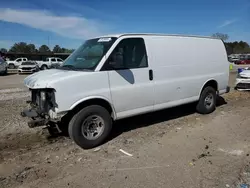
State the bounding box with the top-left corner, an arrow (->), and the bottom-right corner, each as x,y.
0,88 -> 30,101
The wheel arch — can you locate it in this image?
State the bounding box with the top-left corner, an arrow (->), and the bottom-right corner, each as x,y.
199,79 -> 218,96
8,63 -> 15,68
69,96 -> 117,120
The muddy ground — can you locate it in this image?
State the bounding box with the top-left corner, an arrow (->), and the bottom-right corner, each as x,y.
1,73 -> 250,188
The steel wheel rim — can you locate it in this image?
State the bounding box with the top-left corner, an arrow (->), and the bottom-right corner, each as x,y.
81,115 -> 105,140
204,93 -> 214,109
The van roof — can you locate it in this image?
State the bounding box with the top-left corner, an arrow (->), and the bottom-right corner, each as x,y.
97,33 -> 221,40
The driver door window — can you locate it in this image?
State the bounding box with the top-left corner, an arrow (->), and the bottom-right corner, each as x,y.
103,38 -> 148,70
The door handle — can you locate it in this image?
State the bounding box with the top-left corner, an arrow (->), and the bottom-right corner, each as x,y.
149,69 -> 153,81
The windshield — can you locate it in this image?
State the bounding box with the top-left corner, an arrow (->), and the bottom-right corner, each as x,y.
21,61 -> 36,65
61,37 -> 117,70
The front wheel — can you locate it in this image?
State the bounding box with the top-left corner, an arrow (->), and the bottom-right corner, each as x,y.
41,65 -> 48,70
9,64 -> 15,69
68,105 -> 112,149
196,86 -> 216,114
3,68 -> 7,75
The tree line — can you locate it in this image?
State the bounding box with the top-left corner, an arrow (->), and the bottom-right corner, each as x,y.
0,34 -> 249,55
0,42 -> 75,54
212,33 -> 250,55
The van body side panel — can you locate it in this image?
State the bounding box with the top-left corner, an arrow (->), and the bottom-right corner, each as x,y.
143,36 -> 229,111
48,71 -> 112,113
108,68 -> 154,119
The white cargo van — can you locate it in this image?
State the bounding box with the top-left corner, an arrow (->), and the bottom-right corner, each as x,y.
21,34 -> 230,149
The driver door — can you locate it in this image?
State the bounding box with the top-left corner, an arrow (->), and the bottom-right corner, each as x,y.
102,38 -> 154,119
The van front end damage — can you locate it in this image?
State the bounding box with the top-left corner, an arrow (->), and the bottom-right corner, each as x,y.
21,89 -> 65,133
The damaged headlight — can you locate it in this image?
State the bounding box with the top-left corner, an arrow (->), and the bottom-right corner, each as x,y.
40,91 -> 46,101
30,89 -> 56,112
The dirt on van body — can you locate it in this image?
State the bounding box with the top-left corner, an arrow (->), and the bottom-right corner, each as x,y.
1,73 -> 250,188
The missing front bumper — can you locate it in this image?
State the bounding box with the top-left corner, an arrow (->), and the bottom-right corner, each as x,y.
27,119 -> 47,128
21,109 -> 48,128
21,109 -> 38,118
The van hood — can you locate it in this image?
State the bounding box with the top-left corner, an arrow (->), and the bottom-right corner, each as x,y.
24,69 -> 93,89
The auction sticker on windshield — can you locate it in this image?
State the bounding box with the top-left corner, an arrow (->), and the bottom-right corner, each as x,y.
98,38 -> 112,42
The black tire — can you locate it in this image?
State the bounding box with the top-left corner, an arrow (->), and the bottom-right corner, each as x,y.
68,105 -> 112,149
196,86 -> 216,114
9,64 -> 15,69
3,68 -> 7,75
41,65 -> 48,70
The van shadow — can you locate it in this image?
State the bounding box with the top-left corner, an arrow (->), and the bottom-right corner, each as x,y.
109,96 -> 227,141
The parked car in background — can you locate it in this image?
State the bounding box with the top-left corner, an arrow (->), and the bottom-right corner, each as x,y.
0,57 -> 8,75
21,33 -> 230,149
235,67 -> 250,90
235,55 -> 250,65
37,57 -> 64,70
228,56 -> 239,63
7,57 -> 28,69
18,61 -> 39,74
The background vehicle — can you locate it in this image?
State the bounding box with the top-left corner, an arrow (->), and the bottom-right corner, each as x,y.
37,57 -> 64,70
18,61 -> 39,74
0,57 -> 8,75
235,55 -> 250,65
228,56 -> 239,63
21,34 -> 230,149
235,67 -> 250,90
7,57 -> 28,69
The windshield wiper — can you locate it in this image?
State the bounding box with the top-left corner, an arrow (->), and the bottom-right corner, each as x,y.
59,65 -> 76,70
59,65 -> 93,71
74,68 -> 93,71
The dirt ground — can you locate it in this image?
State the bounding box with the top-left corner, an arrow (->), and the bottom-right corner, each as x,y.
1,73 -> 250,188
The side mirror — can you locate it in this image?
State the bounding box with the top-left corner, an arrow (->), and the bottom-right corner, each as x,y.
104,51 -> 124,70
105,59 -> 116,70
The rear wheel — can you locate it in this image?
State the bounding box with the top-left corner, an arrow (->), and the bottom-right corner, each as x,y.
68,105 -> 112,149
196,86 -> 216,114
